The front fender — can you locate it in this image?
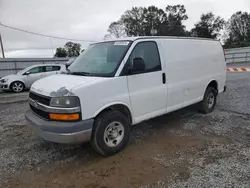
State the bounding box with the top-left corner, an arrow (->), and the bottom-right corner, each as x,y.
93,102 -> 134,123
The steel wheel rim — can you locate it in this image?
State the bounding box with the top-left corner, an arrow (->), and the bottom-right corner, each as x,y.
207,93 -> 215,108
13,82 -> 23,92
104,121 -> 125,147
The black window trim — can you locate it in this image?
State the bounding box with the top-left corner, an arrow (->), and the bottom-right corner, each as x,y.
53,66 -> 61,71
23,66 -> 45,75
44,66 -> 52,72
44,65 -> 61,72
120,40 -> 162,76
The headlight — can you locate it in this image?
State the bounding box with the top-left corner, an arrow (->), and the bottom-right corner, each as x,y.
50,96 -> 80,108
1,78 -> 8,83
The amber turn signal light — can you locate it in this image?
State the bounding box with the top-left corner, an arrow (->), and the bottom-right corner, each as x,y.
49,113 -> 80,121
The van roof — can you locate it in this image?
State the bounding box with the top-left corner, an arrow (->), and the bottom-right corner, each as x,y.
101,36 -> 218,43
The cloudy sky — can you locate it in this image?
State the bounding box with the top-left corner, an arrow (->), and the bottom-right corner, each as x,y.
0,0 -> 249,58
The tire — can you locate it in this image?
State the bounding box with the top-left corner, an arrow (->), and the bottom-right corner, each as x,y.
11,81 -> 25,93
199,87 -> 217,114
91,110 -> 131,156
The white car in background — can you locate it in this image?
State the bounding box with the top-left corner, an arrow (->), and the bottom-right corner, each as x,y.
0,64 -> 65,92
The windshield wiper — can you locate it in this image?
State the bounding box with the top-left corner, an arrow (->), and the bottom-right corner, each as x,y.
69,71 -> 96,76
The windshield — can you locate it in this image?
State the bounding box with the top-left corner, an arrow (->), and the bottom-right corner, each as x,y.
17,67 -> 30,75
68,41 -> 131,77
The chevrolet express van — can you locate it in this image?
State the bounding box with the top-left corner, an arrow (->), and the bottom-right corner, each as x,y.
25,37 -> 226,156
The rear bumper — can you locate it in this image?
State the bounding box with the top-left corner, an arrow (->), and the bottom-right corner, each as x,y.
25,109 -> 94,144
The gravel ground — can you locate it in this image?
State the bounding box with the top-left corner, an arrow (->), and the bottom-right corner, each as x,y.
0,72 -> 250,188
0,91 -> 29,104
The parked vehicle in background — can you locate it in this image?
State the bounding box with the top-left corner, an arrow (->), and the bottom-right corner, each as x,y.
0,64 -> 65,92
25,36 -> 226,156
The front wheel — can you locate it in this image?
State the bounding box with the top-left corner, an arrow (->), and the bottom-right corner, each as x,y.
91,110 -> 131,156
199,87 -> 217,114
11,81 -> 25,93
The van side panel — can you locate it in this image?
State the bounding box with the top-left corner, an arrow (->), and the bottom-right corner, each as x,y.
160,39 -> 226,113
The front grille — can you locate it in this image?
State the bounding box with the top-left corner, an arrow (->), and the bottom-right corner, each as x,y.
30,105 -> 50,120
29,92 -> 51,106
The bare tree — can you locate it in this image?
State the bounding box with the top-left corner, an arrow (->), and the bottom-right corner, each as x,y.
104,21 -> 126,39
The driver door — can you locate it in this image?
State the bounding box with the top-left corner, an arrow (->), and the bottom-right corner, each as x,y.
23,66 -> 45,88
123,41 -> 167,123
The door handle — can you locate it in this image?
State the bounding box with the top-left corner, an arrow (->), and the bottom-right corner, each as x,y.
162,73 -> 166,84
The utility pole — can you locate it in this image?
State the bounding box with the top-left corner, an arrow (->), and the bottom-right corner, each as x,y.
0,32 -> 5,58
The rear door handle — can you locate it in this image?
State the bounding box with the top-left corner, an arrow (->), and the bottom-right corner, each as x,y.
162,73 -> 166,84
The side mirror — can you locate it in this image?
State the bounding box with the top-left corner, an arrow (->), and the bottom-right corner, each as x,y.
65,64 -> 70,69
25,71 -> 31,75
128,57 -> 146,74
65,59 -> 74,70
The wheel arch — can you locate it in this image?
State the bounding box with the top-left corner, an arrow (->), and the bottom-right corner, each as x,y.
205,80 -> 218,95
10,80 -> 26,89
94,102 -> 133,125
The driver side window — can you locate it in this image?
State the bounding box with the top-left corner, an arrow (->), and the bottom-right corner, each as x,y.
123,41 -> 162,75
26,66 -> 44,74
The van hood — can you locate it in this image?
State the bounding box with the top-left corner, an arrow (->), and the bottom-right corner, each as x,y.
31,74 -> 103,97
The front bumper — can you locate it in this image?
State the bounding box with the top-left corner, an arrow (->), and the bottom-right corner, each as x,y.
0,83 -> 10,90
25,109 -> 94,144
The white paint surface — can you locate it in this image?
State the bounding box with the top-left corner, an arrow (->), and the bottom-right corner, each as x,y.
30,37 -> 226,124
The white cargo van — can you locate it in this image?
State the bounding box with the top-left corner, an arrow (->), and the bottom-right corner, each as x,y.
25,37 -> 226,156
